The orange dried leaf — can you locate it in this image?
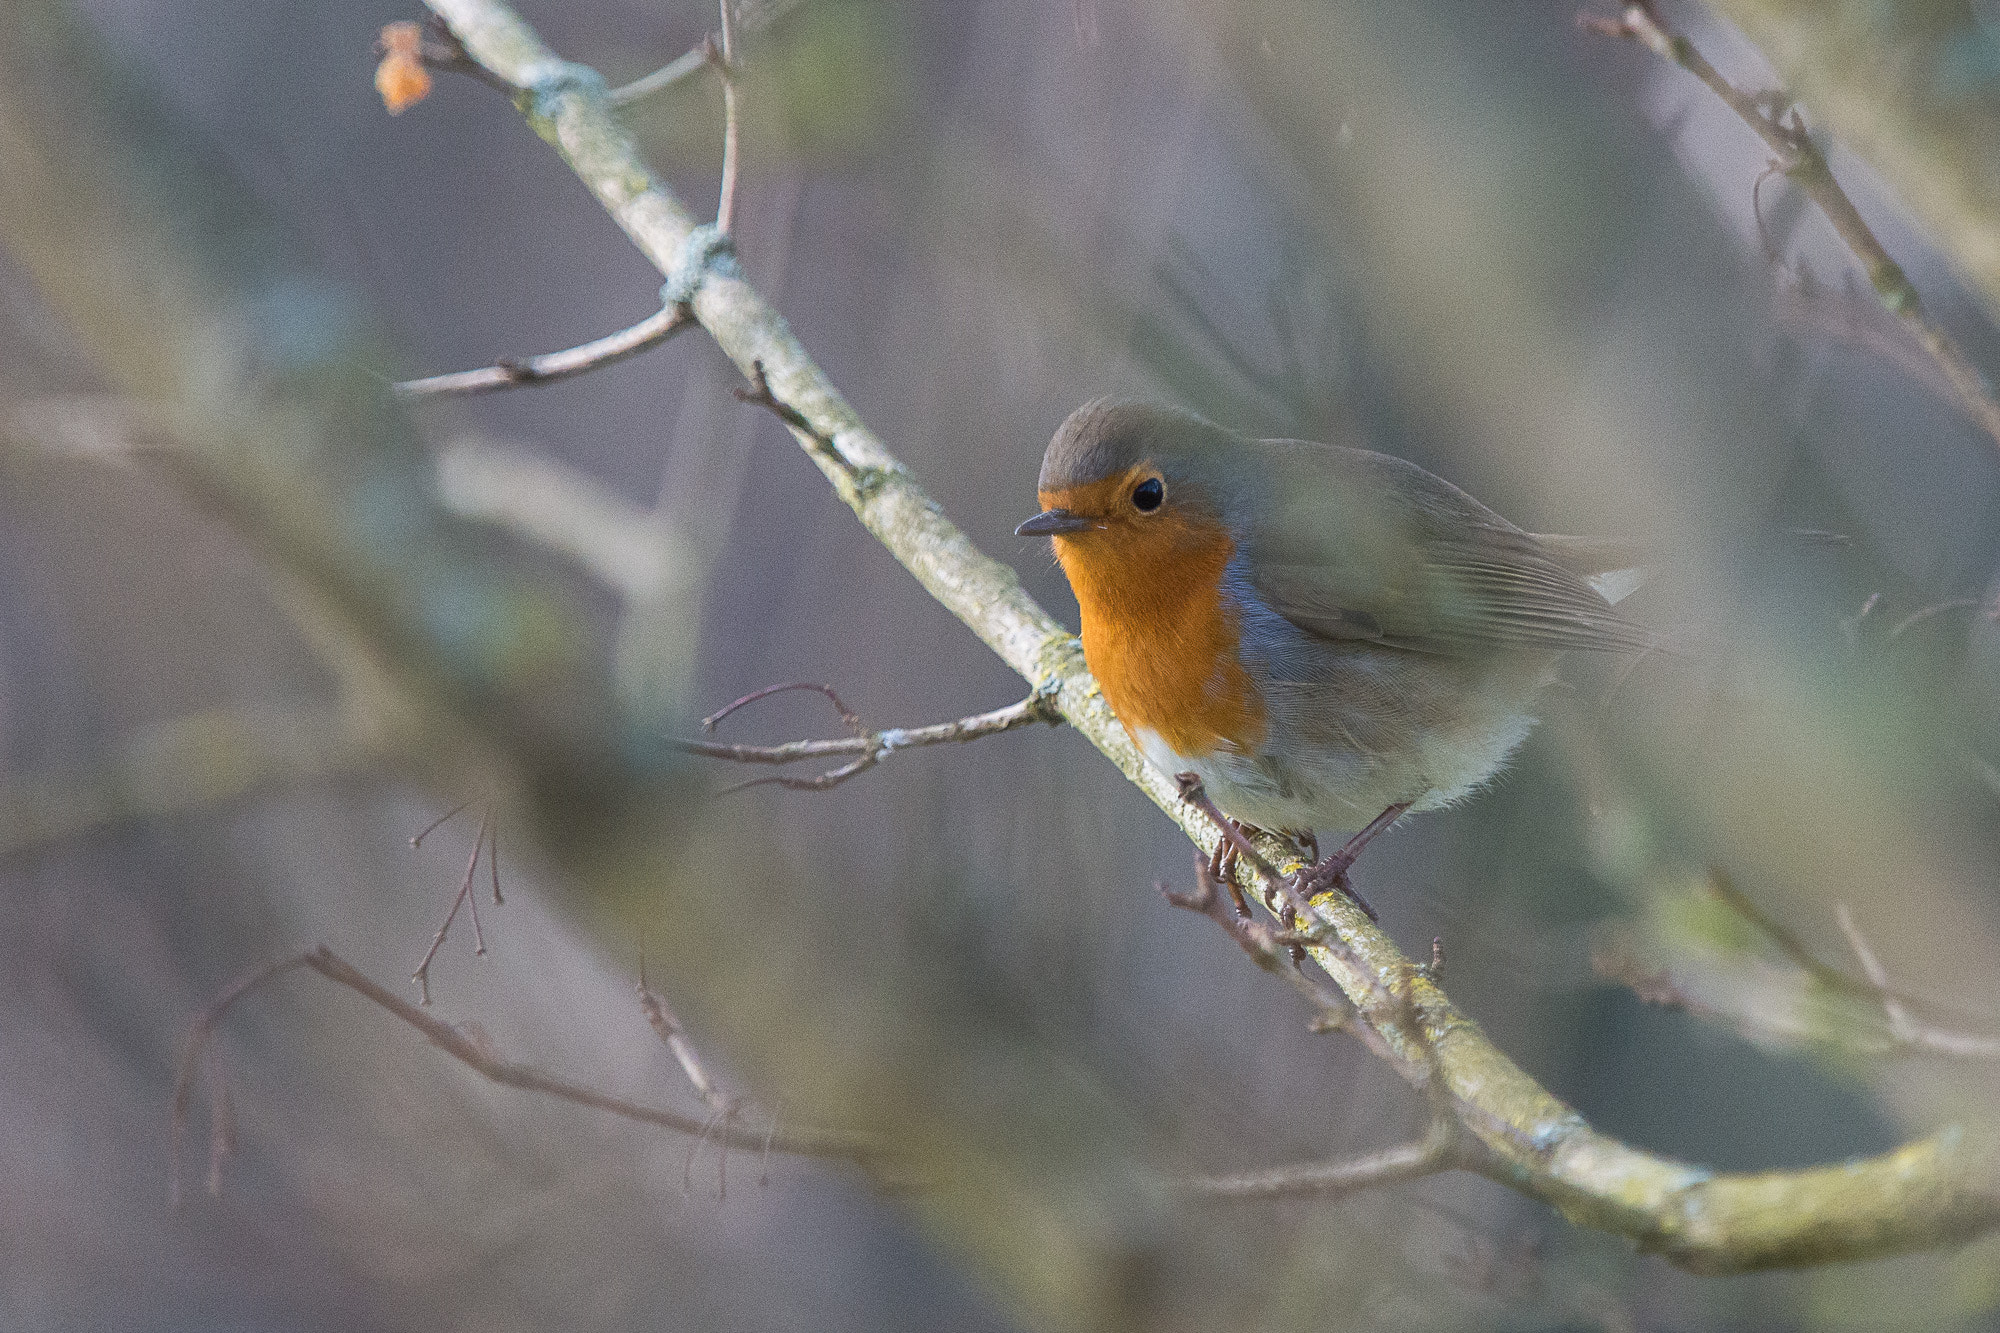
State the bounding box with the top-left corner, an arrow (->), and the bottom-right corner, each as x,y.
375,22 -> 431,114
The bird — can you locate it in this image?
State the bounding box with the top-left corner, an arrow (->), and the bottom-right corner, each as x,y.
1015,399 -> 1649,901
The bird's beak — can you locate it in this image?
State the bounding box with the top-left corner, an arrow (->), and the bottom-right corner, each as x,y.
1015,507 -> 1094,537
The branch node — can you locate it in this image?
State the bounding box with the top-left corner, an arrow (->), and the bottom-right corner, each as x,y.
659,223 -> 740,309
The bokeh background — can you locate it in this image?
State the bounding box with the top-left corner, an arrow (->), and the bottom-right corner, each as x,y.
5,0 -> 2000,1328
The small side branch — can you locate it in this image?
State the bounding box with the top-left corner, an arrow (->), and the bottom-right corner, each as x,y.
711,0 -> 742,236
1581,2 -> 2000,454
1187,1114 -> 1464,1203
169,945 -> 888,1206
1834,903 -> 2000,1060
732,359 -> 864,480
681,686 -> 1063,793
393,303 -> 693,398
609,45 -> 708,105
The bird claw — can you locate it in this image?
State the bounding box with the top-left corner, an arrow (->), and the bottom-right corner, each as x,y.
1288,856 -> 1378,923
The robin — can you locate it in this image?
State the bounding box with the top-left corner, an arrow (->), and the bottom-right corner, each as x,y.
1016,399 -> 1649,903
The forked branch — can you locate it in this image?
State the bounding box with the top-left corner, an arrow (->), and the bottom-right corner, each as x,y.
169,945 -> 888,1207
681,683 -> 1064,793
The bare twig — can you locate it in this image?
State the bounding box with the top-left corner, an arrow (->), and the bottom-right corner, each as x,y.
169,954 -> 314,1208
682,690 -> 1063,793
1835,904 -> 2000,1060
411,808 -> 493,1005
1187,1112 -> 1464,1202
637,954 -> 733,1119
409,799 -> 472,848
1581,2 -> 2000,454
712,1 -> 742,236
392,303 -> 693,398
732,359 -> 859,476
168,945 -> 888,1205
702,680 -> 862,734
609,44 -> 709,105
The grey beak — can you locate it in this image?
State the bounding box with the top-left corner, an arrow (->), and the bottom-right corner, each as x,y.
1015,508 -> 1094,537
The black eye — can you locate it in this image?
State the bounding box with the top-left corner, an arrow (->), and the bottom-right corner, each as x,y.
1131,477 -> 1164,512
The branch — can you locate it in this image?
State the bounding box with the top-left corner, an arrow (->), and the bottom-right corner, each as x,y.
427,0 -> 2000,1271
1699,0 -> 2000,322
1187,1113 -> 1465,1203
391,302 -> 692,398
712,0 -> 741,237
1834,904 -> 2000,1061
680,687 -> 1064,793
1581,2 -> 2000,455
169,945 -> 889,1207
608,45 -> 708,106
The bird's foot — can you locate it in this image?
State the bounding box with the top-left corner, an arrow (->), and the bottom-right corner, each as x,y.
1284,802 -> 1412,925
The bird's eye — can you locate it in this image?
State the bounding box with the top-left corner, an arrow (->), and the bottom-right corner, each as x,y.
1131,477 -> 1164,512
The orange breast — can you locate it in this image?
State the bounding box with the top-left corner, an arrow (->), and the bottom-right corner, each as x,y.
1044,484 -> 1266,760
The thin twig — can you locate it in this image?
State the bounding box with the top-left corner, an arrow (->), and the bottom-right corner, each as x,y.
712,1 -> 742,236
1581,2 -> 2000,455
1187,1113 -> 1463,1202
703,680 -> 862,734
392,304 -> 693,398
682,691 -> 1062,793
1834,904 -> 2000,1059
609,44 -> 709,105
638,977 -> 734,1119
168,945 -> 889,1205
732,360 -> 859,475
409,799 -> 472,848
169,954 -> 313,1208
411,808 -> 493,1004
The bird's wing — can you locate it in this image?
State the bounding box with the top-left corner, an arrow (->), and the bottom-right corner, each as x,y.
1524,533 -> 1649,606
1242,438 -> 1655,656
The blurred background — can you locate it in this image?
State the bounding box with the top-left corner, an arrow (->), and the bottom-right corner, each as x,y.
5,0 -> 2000,1328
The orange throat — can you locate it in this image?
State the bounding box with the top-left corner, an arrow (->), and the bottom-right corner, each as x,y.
1045,486 -> 1266,761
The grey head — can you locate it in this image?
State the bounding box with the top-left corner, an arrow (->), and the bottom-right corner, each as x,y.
1015,399 -> 1246,536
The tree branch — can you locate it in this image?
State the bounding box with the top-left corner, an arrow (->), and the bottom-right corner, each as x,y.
1187,1113 -> 1464,1203
169,945 -> 889,1208
391,301 -> 693,398
1581,2 -> 2000,455
426,0 -> 2000,1271
681,688 -> 1064,793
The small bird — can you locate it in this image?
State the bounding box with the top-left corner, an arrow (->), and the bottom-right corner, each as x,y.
1017,399 -> 1648,893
